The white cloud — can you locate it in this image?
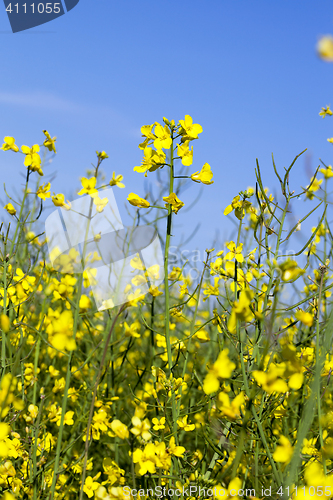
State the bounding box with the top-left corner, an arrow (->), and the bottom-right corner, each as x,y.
0,90 -> 140,137
0,90 -> 82,111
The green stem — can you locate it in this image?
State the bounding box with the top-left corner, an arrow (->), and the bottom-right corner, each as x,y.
163,132 -> 178,441
176,252 -> 210,422
1,177 -> 30,378
79,304 -> 125,500
49,162 -> 102,499
234,217 -> 282,485
164,136 -> 174,379
316,270 -> 326,474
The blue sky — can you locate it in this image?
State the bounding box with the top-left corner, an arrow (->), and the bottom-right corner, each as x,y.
1,0 -> 333,261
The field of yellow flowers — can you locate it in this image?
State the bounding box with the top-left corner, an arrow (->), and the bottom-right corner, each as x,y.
1,111 -> 333,500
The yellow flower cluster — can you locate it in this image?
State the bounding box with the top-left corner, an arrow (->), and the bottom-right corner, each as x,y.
0,113 -> 332,500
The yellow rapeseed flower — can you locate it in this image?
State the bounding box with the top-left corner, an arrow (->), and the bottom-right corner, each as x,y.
224,195 -> 252,220
203,349 -> 236,394
50,309 -> 76,352
2,492 -> 16,500
288,372 -> 304,390
319,165 -> 333,178
0,315 -> 10,333
83,475 -> 101,498
140,124 -> 156,141
168,436 -> 185,457
4,203 -> 16,216
273,435 -> 294,464
214,478 -> 243,500
130,417 -> 151,440
163,192 -> 184,214
319,105 -> 333,118
177,141 -> 193,166
228,288 -> 254,333
43,130 -> 57,153
306,177 -> 322,199
127,193 -> 150,208
225,241 -> 244,263
152,417 -> 166,430
110,419 -> 129,440
191,163 -> 214,185
93,196 -> 108,213
51,193 -> 71,210
317,35 -> 333,62
149,285 -> 163,297
153,123 -> 172,150
132,443 -> 157,475
217,391 -> 245,419
21,144 -> 42,172
252,363 -> 288,394
295,309 -> 314,327
96,151 -> 109,159
63,411 -> 74,426
278,259 -> 305,282
109,172 -> 125,188
177,415 -> 195,431
78,177 -> 98,197
36,182 -> 51,200
178,115 -> 203,139
0,423 -> 10,457
1,137 -> 19,152
134,147 -> 166,176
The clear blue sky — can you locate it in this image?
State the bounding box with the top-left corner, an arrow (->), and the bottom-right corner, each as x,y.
1,0 -> 333,261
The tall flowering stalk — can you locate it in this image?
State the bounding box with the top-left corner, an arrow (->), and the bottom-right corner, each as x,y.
127,115 -> 213,449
